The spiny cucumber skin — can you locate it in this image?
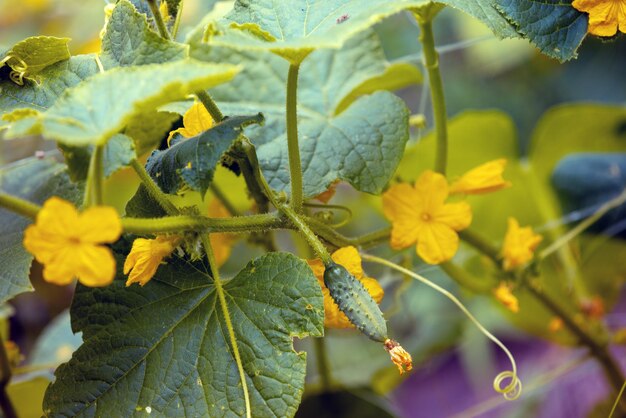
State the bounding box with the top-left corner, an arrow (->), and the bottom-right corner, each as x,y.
323,263 -> 388,343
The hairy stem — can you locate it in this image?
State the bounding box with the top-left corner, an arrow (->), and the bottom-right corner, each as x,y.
85,144 -> 105,206
129,159 -> 179,214
121,213 -> 284,234
307,218 -> 391,249
286,64 -> 304,212
147,0 -> 171,40
418,18 -> 448,175
201,235 -> 251,418
0,193 -> 40,219
279,204 -> 331,264
196,90 -> 224,122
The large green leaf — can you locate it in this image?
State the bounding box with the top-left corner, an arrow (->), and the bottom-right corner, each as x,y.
44,252 -> 324,418
210,0 -> 429,63
496,0 -> 588,62
189,28 -> 415,198
146,114 -> 264,195
442,0 -> 518,38
100,0 -> 188,69
1,36 -> 71,78
0,157 -> 82,304
0,54 -> 99,128
5,60 -> 240,146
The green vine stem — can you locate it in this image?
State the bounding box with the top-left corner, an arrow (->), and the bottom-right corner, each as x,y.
0,193 -> 40,220
196,90 -> 224,122
170,0 -> 184,39
200,235 -> 251,418
230,139 -> 271,213
279,203 -> 332,264
0,337 -> 17,418
313,337 -> 333,391
121,213 -> 284,234
306,218 -> 391,249
129,159 -> 179,214
146,0 -> 171,40
84,144 -> 105,206
415,13 -> 448,175
459,229 -> 502,264
286,63 -> 304,212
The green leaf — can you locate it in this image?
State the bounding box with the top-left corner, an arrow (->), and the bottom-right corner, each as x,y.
189,29 -> 414,198
5,60 -> 240,146
0,157 -> 82,304
496,0 -> 588,62
441,0 -> 518,38
44,252 -> 324,418
60,134 -> 136,181
146,113 -> 263,195
124,110 -> 180,157
100,0 -> 188,69
210,0 -> 430,64
0,54 -> 99,127
1,36 -> 71,77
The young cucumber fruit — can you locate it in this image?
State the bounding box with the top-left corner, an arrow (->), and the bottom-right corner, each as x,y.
323,262 -> 388,342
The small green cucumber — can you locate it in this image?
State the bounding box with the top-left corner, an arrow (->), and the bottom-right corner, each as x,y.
323,262 -> 388,342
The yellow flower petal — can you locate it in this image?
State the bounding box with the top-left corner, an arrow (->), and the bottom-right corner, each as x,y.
413,170 -> 449,213
22,197 -> 122,287
501,218 -> 543,271
77,206 -> 122,243
307,246 -> 384,329
169,102 -> 215,141
124,236 -> 180,286
573,0 -> 626,37
449,159 -> 511,195
383,183 -> 422,249
434,201 -> 472,231
416,223 -> 459,264
493,282 -> 519,313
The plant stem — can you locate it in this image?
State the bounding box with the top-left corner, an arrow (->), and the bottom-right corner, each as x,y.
418,18 -> 448,175
459,229 -> 501,265
200,235 -> 251,418
230,141 -> 271,213
147,0 -> 171,40
85,144 -> 105,206
0,193 -> 40,219
171,0 -> 184,39
121,213 -> 284,234
313,337 -> 332,391
286,63 -> 304,212
306,218 -> 391,249
196,90 -> 224,122
129,159 -> 179,214
0,338 -> 17,418
210,183 -> 240,217
279,204 -> 331,263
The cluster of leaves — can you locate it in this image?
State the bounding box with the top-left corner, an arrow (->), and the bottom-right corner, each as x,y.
0,0 -> 623,417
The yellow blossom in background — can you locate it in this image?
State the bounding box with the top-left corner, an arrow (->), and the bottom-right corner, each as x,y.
23,197 -> 121,287
493,282 -> 519,313
383,171 -> 472,264
572,0 -> 626,37
449,159 -> 511,195
501,218 -> 543,271
124,235 -> 181,287
168,102 -> 215,143
208,198 -> 236,267
548,317 -> 564,333
314,180 -> 339,203
308,246 -> 384,329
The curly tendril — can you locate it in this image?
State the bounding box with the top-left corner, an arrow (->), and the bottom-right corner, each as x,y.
361,253 -> 522,401
304,202 -> 353,228
1,54 -> 29,86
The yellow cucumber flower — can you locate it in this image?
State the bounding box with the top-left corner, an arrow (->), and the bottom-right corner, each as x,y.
450,159 -> 511,195
573,0 -> 626,37
307,246 -> 384,329
493,282 -> 519,313
383,171 -> 472,264
501,218 -> 543,271
168,102 -> 215,143
124,235 -> 181,287
23,197 -> 122,287
208,198 -> 236,267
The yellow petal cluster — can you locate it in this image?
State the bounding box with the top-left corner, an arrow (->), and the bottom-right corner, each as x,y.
450,159 -> 511,195
573,0 -> 626,37
501,218 -> 543,271
23,197 -> 121,287
383,171 -> 472,264
124,235 -> 181,287
168,102 -> 214,143
493,282 -> 519,313
307,246 -> 384,329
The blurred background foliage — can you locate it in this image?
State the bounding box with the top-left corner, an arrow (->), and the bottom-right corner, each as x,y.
1,1 -> 625,417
